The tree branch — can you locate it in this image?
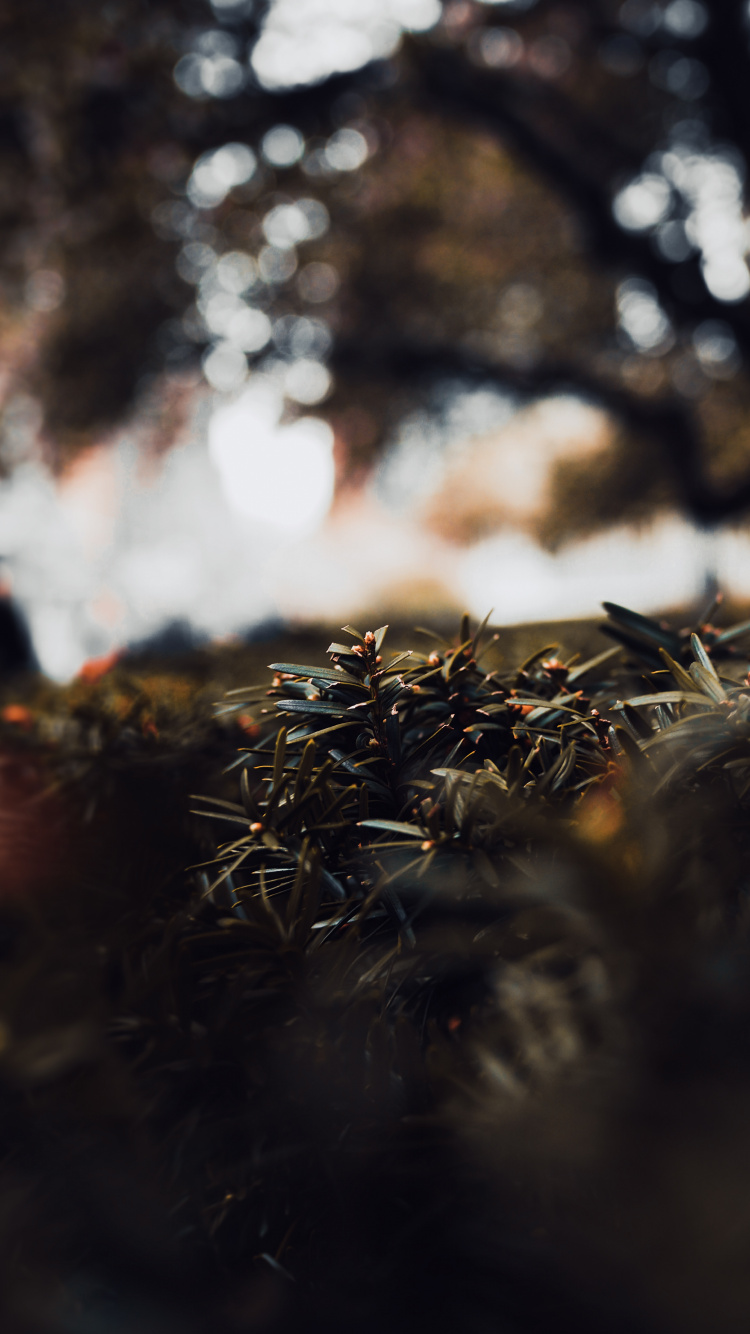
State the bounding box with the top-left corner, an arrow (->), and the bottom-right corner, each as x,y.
331,335 -> 750,524
409,43 -> 750,357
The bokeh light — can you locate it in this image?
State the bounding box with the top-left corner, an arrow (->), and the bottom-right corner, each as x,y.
202,343 -> 249,392
174,31 -> 245,100
283,359 -> 332,404
613,174 -> 672,231
470,28 -> 524,68
613,133 -> 750,304
262,200 -> 329,248
616,278 -> 674,354
251,0 -> 442,89
692,321 -> 741,379
208,383 -> 335,532
258,246 -> 298,285
25,270 -> 65,313
215,252 -> 259,296
324,128 -> 370,172
297,262 -> 339,304
273,315 -> 332,360
261,125 -> 306,168
649,51 -> 709,101
187,144 -> 257,209
662,0 -> 708,38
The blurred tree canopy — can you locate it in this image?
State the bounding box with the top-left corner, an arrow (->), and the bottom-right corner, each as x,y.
2,0 -> 750,544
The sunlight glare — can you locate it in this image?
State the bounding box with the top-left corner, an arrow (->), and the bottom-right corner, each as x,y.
208,383 -> 335,533
251,0 -> 441,89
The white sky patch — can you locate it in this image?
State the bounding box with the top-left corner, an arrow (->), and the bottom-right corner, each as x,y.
208,381 -> 335,533
57,446 -> 119,558
376,386 -> 518,512
2,385 -> 750,683
458,518 -> 718,625
0,459 -> 102,681
421,396 -> 610,536
376,391 -> 605,525
251,0 -> 442,89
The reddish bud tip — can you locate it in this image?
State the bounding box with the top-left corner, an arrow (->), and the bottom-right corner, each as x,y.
1,704 -> 32,729
237,715 -> 261,738
77,648 -> 122,684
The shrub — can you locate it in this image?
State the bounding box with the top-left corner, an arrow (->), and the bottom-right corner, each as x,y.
3,602 -> 750,1332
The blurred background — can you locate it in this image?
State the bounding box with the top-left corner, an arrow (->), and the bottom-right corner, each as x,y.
2,0 -> 750,679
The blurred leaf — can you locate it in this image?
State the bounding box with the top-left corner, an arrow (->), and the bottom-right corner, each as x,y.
627,691 -> 712,708
658,648 -> 695,694
618,702 -> 653,741
603,603 -> 681,654
277,700 -> 351,717
471,610 -> 494,656
273,728 -> 287,792
359,819 -> 424,838
383,651 -> 413,674
688,662 -> 727,704
472,847 -> 500,889
715,618 -> 750,646
567,647 -> 621,684
690,633 -> 720,681
287,722 -> 356,744
613,727 -> 647,771
293,739 -> 317,801
517,645 -> 559,674
268,662 -> 363,684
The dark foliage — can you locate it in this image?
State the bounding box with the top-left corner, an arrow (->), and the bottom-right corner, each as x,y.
0,595 -> 36,677
3,606 -> 750,1330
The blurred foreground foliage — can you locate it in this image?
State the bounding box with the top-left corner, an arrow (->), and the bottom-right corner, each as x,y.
3,603 -> 750,1329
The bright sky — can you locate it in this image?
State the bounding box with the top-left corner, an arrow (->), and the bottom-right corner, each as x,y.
251,0 -> 442,88
0,377 -> 744,681
2,0 -> 748,677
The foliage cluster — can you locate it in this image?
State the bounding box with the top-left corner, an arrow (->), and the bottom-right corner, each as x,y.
2,605 -> 750,1329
